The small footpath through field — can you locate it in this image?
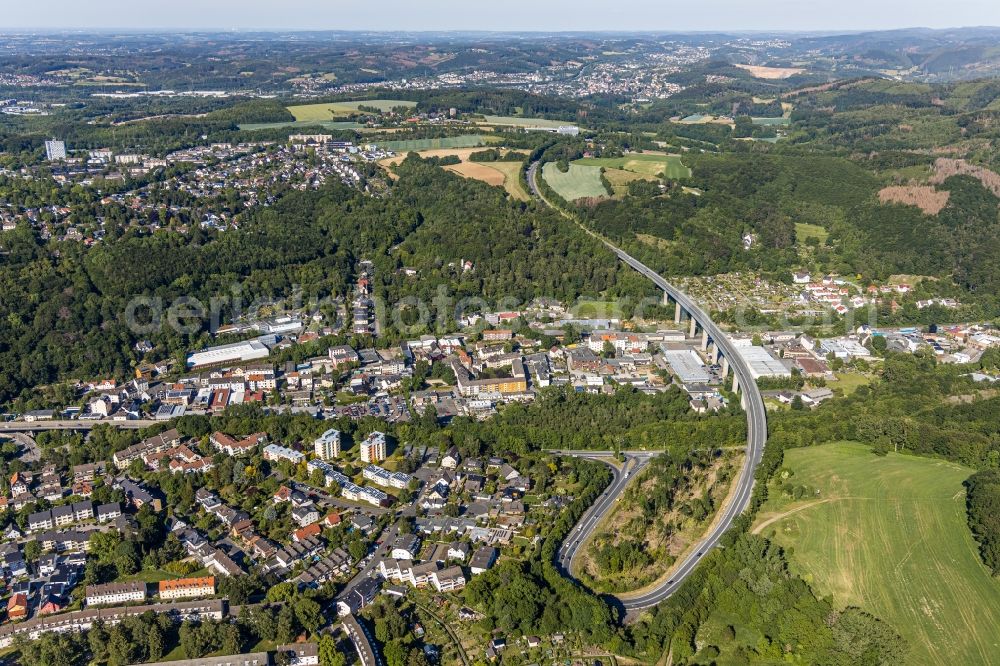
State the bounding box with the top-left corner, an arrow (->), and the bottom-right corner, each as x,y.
753,441 -> 1000,665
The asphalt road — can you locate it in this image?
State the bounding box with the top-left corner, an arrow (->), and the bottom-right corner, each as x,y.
526,161 -> 543,199
0,419 -> 160,432
7,432 -> 40,462
334,523 -> 398,602
528,162 -> 769,612
555,452 -> 652,572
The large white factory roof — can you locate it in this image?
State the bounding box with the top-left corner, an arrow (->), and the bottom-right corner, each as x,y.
661,347 -> 710,384
736,345 -> 791,379
186,339 -> 270,368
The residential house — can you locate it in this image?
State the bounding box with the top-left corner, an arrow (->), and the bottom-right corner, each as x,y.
390,534 -> 420,560
158,576 -> 215,600
470,546 -> 498,575
336,578 -> 381,616
430,566 -> 466,592
447,542 -> 470,561
6,593 -> 28,621
263,444 -> 305,465
277,642 -> 319,666
86,581 -> 147,606
118,479 -> 163,512
441,446 -> 461,469
97,503 -> 122,523
291,504 -> 320,527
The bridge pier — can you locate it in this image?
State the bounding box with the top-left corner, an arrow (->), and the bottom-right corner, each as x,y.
701,329 -> 709,351
689,316 -> 697,338
711,343 -> 720,364
732,372 -> 740,395
720,356 -> 729,378
674,301 -> 682,324
662,291 -> 670,307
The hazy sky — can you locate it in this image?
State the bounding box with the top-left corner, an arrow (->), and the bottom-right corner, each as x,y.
3,0 -> 1000,32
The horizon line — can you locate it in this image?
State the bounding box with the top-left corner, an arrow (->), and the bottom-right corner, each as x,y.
1,25 -> 999,35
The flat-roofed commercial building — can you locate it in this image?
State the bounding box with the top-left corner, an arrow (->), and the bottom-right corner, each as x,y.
661,348 -> 710,384
187,339 -> 270,369
736,345 -> 791,379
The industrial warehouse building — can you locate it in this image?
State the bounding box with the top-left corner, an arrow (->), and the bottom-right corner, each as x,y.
661,347 -> 710,384
186,339 -> 271,369
735,344 -> 792,379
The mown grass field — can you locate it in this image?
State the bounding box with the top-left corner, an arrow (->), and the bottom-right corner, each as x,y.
828,370 -> 871,396
576,153 -> 691,179
542,162 -> 607,200
753,442 -> 1000,665
569,299 -> 629,319
794,221 -> 829,245
601,167 -> 647,196
751,116 -> 792,126
380,135 -> 492,151
445,162 -> 506,186
286,99 -> 416,121
479,115 -> 573,128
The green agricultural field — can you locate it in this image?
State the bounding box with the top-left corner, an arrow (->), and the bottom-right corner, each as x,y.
286,99 -> 416,121
380,135 -> 492,151
238,120 -> 362,131
542,162 -> 607,200
480,115 -> 574,129
575,153 -> 691,180
753,442 -> 1000,666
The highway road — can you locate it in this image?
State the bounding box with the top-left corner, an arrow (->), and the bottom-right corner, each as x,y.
555,452 -> 652,572
526,161 -> 543,199
529,161 -> 769,611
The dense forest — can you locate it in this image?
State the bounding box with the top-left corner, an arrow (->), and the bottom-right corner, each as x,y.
965,469 -> 1000,575
445,384 -> 747,455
